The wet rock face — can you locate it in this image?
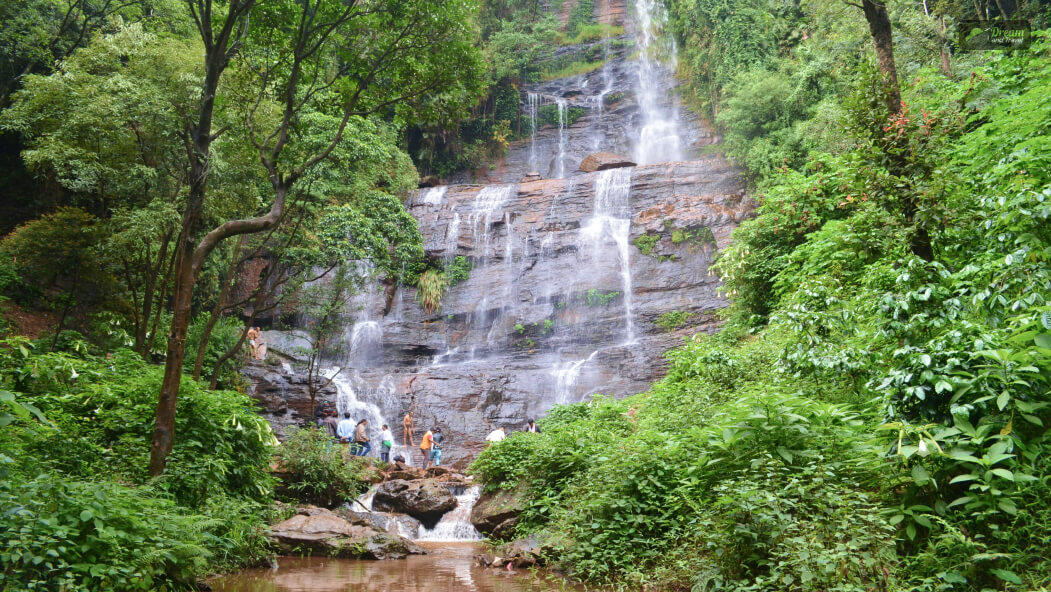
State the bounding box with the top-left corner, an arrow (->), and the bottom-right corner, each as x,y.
268,507 -> 425,560
245,159 -> 750,469
372,479 -> 459,529
240,0 -> 749,471
470,486 -> 528,540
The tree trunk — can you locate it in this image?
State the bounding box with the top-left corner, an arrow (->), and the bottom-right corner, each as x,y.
861,0 -> 901,114
148,233 -> 197,476
192,238 -> 242,380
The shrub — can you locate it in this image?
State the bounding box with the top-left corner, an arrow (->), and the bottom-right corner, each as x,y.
0,474 -> 211,591
273,427 -> 373,507
655,310 -> 694,331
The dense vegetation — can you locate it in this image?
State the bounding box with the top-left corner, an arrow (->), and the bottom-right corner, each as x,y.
471,2 -> 1051,591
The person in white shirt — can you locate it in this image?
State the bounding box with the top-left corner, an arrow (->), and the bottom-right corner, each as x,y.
380,424 -> 395,462
336,414 -> 355,458
485,426 -> 505,444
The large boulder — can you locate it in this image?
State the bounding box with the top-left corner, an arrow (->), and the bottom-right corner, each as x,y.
268,507 -> 425,559
372,479 -> 457,528
579,152 -> 635,172
470,485 -> 527,538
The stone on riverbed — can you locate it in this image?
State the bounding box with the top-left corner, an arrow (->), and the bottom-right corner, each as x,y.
372,478 -> 457,528
470,484 -> 527,539
268,506 -> 425,560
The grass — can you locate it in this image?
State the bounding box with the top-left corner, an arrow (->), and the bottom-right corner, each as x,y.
557,23 -> 625,46
540,58 -> 608,81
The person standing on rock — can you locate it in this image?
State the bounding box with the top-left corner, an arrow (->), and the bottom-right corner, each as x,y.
380,424 -> 394,463
402,411 -> 415,447
430,427 -> 444,467
420,428 -> 433,468
246,326 -> 259,359
353,419 -> 371,457
336,413 -> 355,458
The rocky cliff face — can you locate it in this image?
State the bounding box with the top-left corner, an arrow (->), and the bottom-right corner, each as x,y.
243,0 -> 751,468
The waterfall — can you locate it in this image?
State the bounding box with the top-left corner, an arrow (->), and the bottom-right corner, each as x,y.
633,0 -> 684,164
418,185 -> 448,206
527,92 -> 540,172
580,168 -> 635,343
349,320 -> 382,363
415,486 -> 484,542
329,371 -> 411,464
551,350 -> 598,404
556,98 -> 568,178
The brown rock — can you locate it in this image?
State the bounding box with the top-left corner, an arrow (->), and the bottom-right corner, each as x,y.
418,175 -> 441,188
579,152 -> 636,173
268,507 -> 425,559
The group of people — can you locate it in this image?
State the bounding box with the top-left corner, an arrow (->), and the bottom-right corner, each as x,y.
320,411 -> 398,462
402,411 -> 444,468
485,419 -> 540,444
315,407 -> 446,468
315,405 -> 539,467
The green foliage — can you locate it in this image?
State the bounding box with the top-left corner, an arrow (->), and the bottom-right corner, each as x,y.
0,341 -> 277,588
655,310 -> 694,331
183,315 -> 245,390
536,103 -> 589,127
0,475 -> 211,591
584,289 -> 621,307
633,233 -> 659,256
444,255 -> 473,285
565,0 -> 596,38
274,427 -> 373,508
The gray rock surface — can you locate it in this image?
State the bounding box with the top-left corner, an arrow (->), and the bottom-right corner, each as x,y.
372,479 -> 458,528
268,507 -> 425,559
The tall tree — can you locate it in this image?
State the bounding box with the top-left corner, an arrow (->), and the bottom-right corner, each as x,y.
147,0 -> 483,475
851,0 -> 901,115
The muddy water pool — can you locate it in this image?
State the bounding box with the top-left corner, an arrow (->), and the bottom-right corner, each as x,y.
209,543 -> 587,592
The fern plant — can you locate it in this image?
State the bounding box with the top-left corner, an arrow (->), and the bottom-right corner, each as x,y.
416,269 -> 448,313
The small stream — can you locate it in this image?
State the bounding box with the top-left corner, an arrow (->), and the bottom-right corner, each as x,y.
209,543 -> 585,592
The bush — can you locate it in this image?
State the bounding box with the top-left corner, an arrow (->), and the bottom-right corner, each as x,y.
273,427 -> 374,507
0,474 -> 211,591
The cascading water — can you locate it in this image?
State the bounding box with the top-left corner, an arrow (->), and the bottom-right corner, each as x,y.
415,485 -> 484,542
551,350 -> 598,404
527,92 -> 540,172
418,185 -> 448,206
632,0 -> 684,165
349,320 -> 382,364
580,167 -> 635,343
555,99 -> 568,178
329,371 -> 414,465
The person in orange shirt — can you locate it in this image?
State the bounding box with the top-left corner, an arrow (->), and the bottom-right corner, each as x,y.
419,428 -> 433,469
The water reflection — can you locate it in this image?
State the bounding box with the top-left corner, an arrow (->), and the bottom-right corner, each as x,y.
210,543 -> 585,592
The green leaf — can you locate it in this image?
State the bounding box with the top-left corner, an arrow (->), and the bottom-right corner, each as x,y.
1035,333 -> 1051,348
911,464 -> 931,486
997,498 -> 1018,515
996,391 -> 1010,410
990,468 -> 1014,481
990,569 -> 1022,584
